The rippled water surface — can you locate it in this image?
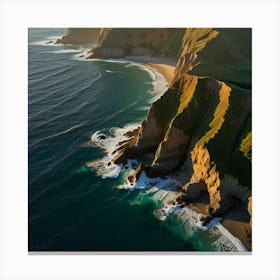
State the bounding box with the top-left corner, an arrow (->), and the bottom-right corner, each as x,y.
28,28 -> 244,252
28,28 -> 198,251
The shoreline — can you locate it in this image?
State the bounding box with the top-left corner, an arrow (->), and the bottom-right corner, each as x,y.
126,55 -> 176,85
84,53 -> 251,252
121,55 -> 251,252
187,202 -> 251,251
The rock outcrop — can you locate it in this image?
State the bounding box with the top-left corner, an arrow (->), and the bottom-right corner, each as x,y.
88,28 -> 185,59
173,28 -> 251,87
87,27 -> 252,249
56,28 -> 101,45
111,28 -> 251,226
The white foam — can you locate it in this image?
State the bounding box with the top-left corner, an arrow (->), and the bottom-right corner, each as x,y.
71,47 -> 95,61
74,55 -> 133,63
47,35 -> 62,40
72,53 -> 169,106
125,63 -> 168,101
144,65 -> 168,102
131,187 -> 248,252
215,223 -> 248,252
117,169 -> 178,191
86,158 -> 121,179
86,123 -> 140,178
88,122 -> 247,251
169,208 -> 246,251
53,49 -> 82,54
105,69 -> 115,73
31,35 -> 63,46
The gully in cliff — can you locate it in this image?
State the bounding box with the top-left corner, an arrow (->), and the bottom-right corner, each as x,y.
28,28 -> 251,252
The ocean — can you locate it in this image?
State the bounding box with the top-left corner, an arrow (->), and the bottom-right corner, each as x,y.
28,28 -> 244,252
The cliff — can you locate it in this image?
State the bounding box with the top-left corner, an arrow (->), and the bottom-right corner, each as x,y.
173,28 -> 251,87
108,28 -> 252,248
88,28 -> 185,59
84,27 -> 252,249
56,28 -> 101,45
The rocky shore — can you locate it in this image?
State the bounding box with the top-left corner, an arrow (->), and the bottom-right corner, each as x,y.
58,28 -> 252,250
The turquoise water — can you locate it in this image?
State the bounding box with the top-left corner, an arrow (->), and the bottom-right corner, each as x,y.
28,28 -> 196,251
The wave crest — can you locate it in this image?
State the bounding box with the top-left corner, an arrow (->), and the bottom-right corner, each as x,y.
86,123 -> 140,178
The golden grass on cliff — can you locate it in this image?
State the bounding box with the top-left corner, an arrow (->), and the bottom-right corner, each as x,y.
189,144 -> 221,213
197,81 -> 231,146
178,75 -> 198,114
152,75 -> 198,166
240,131 -> 252,160
187,81 -> 231,213
182,28 -> 219,55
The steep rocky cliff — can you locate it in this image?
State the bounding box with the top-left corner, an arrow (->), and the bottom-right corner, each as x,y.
172,28 -> 251,86
56,28 -> 101,45
111,28 -> 252,240
88,28 -> 185,59
84,27 -> 252,249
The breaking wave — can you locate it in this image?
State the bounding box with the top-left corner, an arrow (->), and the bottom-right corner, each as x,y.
87,123 -> 247,251
86,124 -> 140,178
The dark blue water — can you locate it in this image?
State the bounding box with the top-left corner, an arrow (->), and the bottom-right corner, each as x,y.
28,28 -> 196,251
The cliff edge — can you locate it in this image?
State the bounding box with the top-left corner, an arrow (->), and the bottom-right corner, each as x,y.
81,27 -> 252,250
56,28 -> 101,45
100,28 -> 252,250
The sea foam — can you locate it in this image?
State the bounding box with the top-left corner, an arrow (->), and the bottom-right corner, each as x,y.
53,49 -> 82,54
74,55 -> 169,100
71,49 -> 245,251
86,123 -> 140,178
125,63 -> 168,101
117,170 -> 178,191
31,35 -> 63,46
147,189 -> 248,252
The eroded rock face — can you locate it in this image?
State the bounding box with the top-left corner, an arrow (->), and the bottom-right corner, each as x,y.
148,126 -> 189,177
173,28 -> 251,87
56,28 -> 101,45
128,163 -> 142,186
88,28 -> 185,59
100,28 -> 252,219
172,28 -> 219,83
247,196 -> 252,228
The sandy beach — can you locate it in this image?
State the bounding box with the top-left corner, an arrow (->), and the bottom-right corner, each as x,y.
145,63 -> 175,85
127,55 -> 176,85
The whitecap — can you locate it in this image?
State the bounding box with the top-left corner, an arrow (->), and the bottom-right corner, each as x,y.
71,47 -> 95,61
167,207 -> 246,252
86,123 -> 140,178
31,35 -> 63,46
117,169 -> 179,191
128,187 -> 248,252
53,49 -> 82,54
105,69 -> 115,73
86,158 -> 121,179
214,223 -> 248,252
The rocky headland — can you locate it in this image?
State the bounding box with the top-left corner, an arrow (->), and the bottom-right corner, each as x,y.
56,28 -> 101,45
59,28 -> 252,250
